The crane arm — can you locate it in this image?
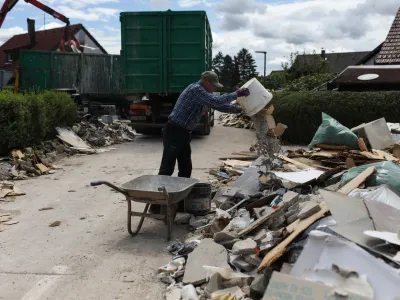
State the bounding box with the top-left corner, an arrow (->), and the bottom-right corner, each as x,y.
0,0 -> 70,29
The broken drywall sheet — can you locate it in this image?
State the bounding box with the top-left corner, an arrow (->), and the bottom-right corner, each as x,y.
320,189 -> 400,262
291,231 -> 400,300
349,185 -> 400,211
364,230 -> 400,246
273,169 -> 325,185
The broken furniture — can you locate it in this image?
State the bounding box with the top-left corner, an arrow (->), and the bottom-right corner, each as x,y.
91,175 -> 198,240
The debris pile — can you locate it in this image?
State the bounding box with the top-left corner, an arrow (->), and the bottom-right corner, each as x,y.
71,120 -> 137,147
219,113 -> 254,129
0,181 -> 24,231
157,113 -> 400,300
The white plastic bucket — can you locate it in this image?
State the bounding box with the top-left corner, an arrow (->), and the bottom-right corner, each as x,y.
237,78 -> 273,116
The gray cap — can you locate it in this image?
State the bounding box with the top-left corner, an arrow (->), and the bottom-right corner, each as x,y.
201,71 -> 223,88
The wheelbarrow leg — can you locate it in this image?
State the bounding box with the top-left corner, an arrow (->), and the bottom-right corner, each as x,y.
127,200 -> 149,237
166,205 -> 173,241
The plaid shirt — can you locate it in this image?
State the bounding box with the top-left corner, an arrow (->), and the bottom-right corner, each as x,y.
169,82 -> 241,131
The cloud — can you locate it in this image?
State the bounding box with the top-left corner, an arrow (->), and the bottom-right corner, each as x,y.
88,27 -> 120,55
56,6 -> 120,22
150,0 -> 171,9
44,0 -> 119,9
39,22 -> 64,31
216,0 -> 267,14
0,27 -> 26,44
211,0 -> 397,73
178,0 -> 215,7
104,26 -> 120,32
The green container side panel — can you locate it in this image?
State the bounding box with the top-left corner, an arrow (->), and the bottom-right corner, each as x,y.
120,10 -> 212,94
120,13 -> 163,93
19,50 -> 122,95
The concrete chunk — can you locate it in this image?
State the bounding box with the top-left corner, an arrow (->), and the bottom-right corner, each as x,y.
280,191 -> 299,207
183,238 -> 230,286
298,202 -> 321,220
298,194 -> 311,203
165,288 -> 182,300
252,229 -> 267,244
231,255 -> 256,272
244,254 -> 262,266
232,238 -> 257,255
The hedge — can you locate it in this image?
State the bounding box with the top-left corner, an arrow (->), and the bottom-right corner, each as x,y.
272,91 -> 400,145
0,90 -> 77,153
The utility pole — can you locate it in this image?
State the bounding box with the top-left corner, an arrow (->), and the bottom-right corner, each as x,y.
256,51 -> 267,87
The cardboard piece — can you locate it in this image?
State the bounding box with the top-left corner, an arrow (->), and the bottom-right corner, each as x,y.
269,123 -> 287,137
35,163 -> 50,174
276,154 -> 311,170
11,150 -> 25,159
224,160 -> 252,168
263,271 -> 371,300
291,231 -> 400,300
358,138 -> 368,152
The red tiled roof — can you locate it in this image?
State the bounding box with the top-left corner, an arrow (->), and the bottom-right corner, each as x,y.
376,7 -> 400,64
0,24 -> 107,72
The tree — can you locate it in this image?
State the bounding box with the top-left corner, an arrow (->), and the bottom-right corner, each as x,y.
235,48 -> 258,81
212,51 -> 224,77
219,55 -> 240,91
282,50 -> 330,80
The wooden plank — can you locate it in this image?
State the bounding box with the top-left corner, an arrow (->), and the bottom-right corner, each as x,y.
393,144 -> 400,159
358,138 -> 368,152
12,150 -> 25,159
238,204 -> 287,237
338,166 -> 376,195
35,163 -> 50,174
224,160 -> 252,168
359,151 -> 385,160
316,144 -> 349,151
345,158 -> 356,169
291,157 -> 332,170
309,151 -> 338,159
258,202 -> 329,272
374,150 -> 398,162
277,154 -> 310,170
219,156 -> 258,161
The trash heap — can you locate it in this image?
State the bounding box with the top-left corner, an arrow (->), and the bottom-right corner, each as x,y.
219,113 -> 254,129
158,113 -> 400,300
71,120 -> 137,147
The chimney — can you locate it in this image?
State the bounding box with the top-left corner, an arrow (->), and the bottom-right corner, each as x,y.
321,48 -> 326,59
27,18 -> 36,45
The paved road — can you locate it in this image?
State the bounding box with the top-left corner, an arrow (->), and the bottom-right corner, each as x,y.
0,123 -> 255,300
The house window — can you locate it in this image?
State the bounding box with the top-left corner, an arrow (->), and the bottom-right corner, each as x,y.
7,53 -> 13,62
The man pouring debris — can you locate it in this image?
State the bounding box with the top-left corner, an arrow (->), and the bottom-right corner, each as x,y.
158,71 -> 250,178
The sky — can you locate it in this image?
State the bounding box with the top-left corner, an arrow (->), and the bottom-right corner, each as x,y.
0,0 -> 398,74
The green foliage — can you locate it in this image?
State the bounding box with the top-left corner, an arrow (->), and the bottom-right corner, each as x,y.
211,48 -> 258,92
282,51 -> 330,80
272,91 -> 400,145
285,73 -> 336,91
0,90 -> 77,152
262,71 -> 289,90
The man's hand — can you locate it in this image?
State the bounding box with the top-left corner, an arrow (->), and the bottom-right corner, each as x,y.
236,88 -> 250,97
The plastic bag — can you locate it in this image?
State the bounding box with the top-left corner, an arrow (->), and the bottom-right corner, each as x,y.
309,113 -> 359,149
342,161 -> 400,193
348,185 -> 400,211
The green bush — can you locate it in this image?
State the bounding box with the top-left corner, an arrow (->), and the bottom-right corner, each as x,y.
0,90 -> 77,153
272,91 -> 400,145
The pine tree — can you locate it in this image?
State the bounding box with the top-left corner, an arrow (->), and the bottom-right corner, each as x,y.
212,51 -> 224,77
235,48 -> 258,81
220,55 -> 236,91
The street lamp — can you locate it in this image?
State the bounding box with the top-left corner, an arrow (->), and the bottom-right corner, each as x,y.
255,51 -> 267,86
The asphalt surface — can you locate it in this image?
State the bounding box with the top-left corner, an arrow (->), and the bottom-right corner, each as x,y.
0,122 -> 255,300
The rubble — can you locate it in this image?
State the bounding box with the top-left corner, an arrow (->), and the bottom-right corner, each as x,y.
157,112 -> 400,299
218,113 -> 254,129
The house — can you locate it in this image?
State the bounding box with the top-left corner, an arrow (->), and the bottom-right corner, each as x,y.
294,50 -> 371,75
375,7 -> 400,64
0,23 -> 107,74
329,6 -> 400,91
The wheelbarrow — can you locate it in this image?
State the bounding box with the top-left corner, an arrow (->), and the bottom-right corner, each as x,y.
91,175 -> 199,240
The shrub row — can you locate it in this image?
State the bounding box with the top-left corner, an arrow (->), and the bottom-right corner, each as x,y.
0,90 -> 77,153
272,91 -> 400,145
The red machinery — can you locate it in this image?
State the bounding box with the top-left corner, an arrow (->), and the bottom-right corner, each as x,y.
0,0 -> 81,52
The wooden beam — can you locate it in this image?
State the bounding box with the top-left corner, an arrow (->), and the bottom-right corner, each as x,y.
316,144 -> 349,151
338,166 -> 376,195
276,154 -> 310,170
258,202 -> 329,272
357,138 -> 368,152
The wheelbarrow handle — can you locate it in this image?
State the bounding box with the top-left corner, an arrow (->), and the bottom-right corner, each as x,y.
90,181 -> 127,196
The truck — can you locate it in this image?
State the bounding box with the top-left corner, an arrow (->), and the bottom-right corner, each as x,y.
120,10 -> 215,135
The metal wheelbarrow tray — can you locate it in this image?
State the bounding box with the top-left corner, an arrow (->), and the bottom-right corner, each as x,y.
91,175 -> 198,240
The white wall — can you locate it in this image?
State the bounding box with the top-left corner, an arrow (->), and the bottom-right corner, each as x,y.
74,29 -> 104,54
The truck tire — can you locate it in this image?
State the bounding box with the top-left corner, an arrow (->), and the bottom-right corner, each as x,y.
203,122 -> 211,135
